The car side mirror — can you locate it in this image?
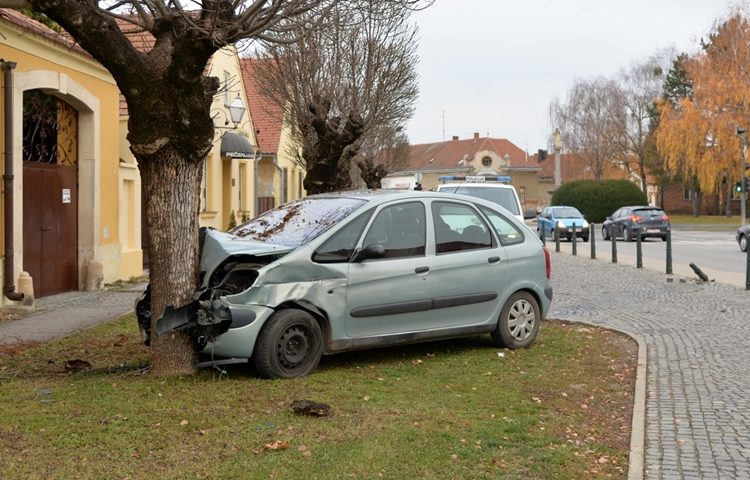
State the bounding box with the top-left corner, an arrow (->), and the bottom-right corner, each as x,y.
351,244 -> 386,262
523,208 -> 538,220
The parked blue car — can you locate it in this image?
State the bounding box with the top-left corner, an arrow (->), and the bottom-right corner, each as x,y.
536,206 -> 589,242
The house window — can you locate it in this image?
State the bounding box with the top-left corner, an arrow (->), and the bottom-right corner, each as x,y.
482,156 -> 492,167
239,162 -> 247,211
683,187 -> 692,201
282,168 -> 289,204
223,71 -> 231,105
201,159 -> 208,211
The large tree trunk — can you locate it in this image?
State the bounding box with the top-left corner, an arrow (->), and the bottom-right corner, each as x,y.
139,149 -> 203,376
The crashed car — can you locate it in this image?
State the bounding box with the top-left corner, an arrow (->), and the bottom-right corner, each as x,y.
136,190 -> 553,378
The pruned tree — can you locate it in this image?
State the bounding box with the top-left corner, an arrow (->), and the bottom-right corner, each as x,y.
614,51 -> 672,195
550,77 -> 628,179
656,12 -> 750,216
0,0 -> 426,376
356,128 -> 410,189
250,0 -> 420,194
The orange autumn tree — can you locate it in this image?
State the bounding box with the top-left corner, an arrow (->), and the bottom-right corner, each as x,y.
656,12 -> 750,215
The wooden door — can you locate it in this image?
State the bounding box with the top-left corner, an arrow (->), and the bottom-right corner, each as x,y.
23,163 -> 78,297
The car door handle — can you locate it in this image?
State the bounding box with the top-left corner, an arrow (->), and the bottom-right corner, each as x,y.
488,256 -> 500,263
414,266 -> 430,274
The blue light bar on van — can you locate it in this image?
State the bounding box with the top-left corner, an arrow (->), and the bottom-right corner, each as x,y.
438,175 -> 512,183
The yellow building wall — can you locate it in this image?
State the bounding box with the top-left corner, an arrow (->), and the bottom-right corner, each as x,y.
200,46 -> 259,231
1,19 -> 132,302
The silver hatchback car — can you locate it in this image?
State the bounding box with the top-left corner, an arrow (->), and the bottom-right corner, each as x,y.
137,190 -> 553,378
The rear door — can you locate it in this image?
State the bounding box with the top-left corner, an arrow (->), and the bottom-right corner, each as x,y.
426,200 -> 507,328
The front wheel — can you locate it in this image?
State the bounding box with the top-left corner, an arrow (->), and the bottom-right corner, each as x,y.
491,291 -> 540,349
254,309 -> 323,379
623,228 -> 631,242
741,234 -> 748,252
602,226 -> 610,240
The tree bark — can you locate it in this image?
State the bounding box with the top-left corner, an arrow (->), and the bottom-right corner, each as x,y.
139,148 -> 203,376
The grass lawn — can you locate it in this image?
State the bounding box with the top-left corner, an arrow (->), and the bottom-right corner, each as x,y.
668,214 -> 742,232
0,315 -> 636,480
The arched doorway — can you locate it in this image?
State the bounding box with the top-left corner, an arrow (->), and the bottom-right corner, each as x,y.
22,89 -> 79,297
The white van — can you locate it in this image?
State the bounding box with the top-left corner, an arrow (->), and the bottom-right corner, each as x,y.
436,175 -> 534,223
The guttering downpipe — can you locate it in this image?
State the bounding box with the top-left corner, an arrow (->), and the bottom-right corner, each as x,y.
3,60 -> 23,301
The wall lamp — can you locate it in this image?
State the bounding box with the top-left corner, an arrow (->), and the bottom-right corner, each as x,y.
214,94 -> 246,129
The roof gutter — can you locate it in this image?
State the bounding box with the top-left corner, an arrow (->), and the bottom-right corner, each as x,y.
2,60 -> 23,302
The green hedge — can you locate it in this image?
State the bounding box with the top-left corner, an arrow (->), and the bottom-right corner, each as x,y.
550,180 -> 647,223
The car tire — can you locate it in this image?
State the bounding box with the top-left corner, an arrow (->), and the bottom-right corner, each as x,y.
254,309 -> 323,379
491,291 -> 540,349
661,235 -> 668,242
741,234 -> 748,252
582,235 -> 589,242
602,226 -> 610,240
623,228 -> 631,242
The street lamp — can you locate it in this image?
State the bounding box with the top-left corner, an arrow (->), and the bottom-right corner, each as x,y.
227,94 -> 246,127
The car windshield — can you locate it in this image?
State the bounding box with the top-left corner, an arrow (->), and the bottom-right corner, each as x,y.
552,207 -> 583,218
441,186 -> 520,215
229,197 -> 367,247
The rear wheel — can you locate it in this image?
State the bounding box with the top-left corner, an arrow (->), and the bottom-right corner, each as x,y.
741,234 -> 748,252
254,309 -> 323,378
491,291 -> 540,349
623,228 -> 631,242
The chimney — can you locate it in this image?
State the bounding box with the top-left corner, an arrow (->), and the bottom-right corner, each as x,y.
473,132 -> 480,140
451,135 -> 459,141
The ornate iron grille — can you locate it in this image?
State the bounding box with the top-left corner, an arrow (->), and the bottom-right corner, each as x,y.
22,89 -> 78,166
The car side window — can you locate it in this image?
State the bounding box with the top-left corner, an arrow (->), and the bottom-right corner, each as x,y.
479,206 -> 525,246
312,209 -> 374,263
432,201 -> 493,253
362,201 -> 426,259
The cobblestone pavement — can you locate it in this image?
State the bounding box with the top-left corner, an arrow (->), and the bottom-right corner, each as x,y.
0,284 -> 146,345
548,252 -> 750,479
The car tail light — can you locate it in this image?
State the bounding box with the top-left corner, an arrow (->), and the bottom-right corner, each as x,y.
661,215 -> 669,221
543,246 -> 551,279
630,215 -> 643,223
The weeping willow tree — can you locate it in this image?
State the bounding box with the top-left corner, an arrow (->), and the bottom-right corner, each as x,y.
656,12 -> 750,216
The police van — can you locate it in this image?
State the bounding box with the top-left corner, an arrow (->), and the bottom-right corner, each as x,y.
436,175 -> 533,223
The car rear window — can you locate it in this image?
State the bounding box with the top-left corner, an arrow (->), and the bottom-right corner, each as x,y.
634,208 -> 666,217
439,186 -> 520,215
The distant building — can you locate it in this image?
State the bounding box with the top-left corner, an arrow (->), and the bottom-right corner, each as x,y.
385,132 -> 544,209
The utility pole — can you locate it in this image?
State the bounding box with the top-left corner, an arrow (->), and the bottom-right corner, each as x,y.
737,126 -> 747,226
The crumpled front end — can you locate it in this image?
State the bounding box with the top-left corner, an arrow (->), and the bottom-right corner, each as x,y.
134,228 -> 292,349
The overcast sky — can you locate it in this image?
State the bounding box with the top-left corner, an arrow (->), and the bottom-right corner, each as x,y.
407,0 -> 744,152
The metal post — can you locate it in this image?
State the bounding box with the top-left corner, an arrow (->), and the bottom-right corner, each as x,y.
636,231 -> 642,268
738,126 -> 747,226
666,229 -> 673,275
571,223 -> 577,256
611,229 -> 617,264
540,225 -> 546,245
554,226 -> 560,253
590,223 -> 596,259
746,240 -> 750,290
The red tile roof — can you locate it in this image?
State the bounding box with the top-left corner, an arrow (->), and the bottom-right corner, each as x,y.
1,8 -> 86,55
533,152 -> 629,182
404,134 -> 533,172
239,57 -> 283,155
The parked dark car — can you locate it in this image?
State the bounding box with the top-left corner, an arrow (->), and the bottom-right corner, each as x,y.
602,206 -> 670,241
738,225 -> 750,252
135,190 -> 553,378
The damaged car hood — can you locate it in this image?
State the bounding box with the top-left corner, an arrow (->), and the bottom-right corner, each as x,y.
199,229 -> 294,285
